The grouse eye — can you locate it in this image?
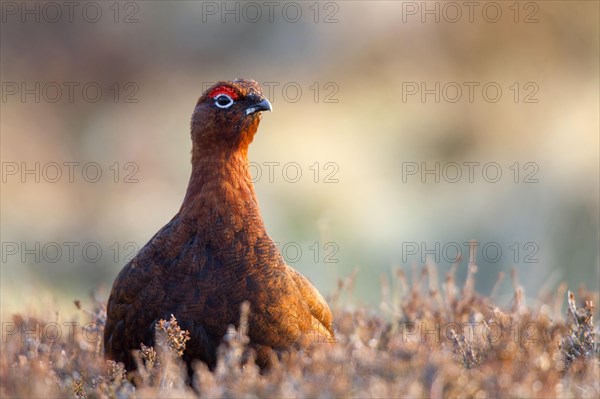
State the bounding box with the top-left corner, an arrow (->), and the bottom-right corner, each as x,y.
214,94 -> 234,109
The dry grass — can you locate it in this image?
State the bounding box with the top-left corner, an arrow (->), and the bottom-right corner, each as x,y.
1,264 -> 598,398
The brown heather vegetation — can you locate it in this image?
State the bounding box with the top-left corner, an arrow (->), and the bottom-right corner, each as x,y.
1,264 -> 598,398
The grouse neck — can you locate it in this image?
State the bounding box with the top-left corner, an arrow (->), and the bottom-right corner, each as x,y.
181,149 -> 259,216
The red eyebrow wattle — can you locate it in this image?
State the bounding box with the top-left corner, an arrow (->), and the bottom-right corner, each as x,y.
208,86 -> 239,100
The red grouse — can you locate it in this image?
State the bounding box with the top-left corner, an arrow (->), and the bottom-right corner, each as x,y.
104,79 -> 334,371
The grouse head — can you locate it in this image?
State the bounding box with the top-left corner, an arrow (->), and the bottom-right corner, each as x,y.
191,79 -> 272,155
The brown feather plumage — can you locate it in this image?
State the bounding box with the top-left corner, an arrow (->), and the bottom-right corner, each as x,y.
103,79 -> 334,371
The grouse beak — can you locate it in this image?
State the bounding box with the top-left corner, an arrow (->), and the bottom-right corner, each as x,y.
245,98 -> 272,116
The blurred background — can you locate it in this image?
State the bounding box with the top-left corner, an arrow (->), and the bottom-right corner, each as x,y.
1,1 -> 598,318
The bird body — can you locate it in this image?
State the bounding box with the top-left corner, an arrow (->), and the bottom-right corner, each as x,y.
104,79 -> 334,370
